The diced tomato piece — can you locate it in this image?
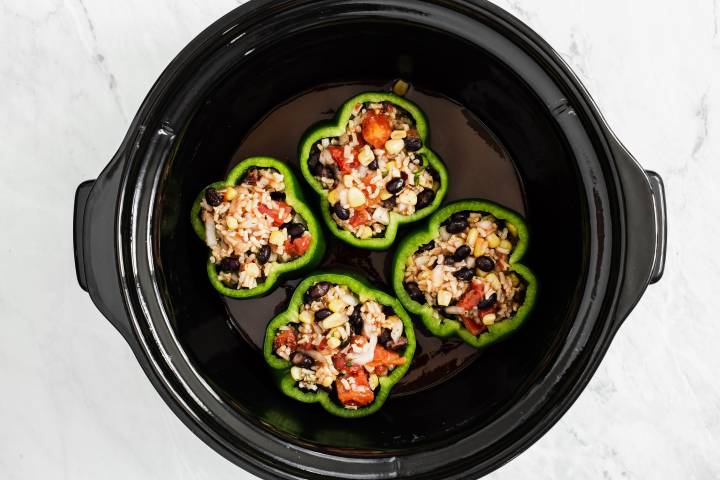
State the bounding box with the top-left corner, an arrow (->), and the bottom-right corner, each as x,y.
457,279 -> 485,310
258,202 -> 290,226
336,370 -> 375,407
284,235 -> 311,256
462,315 -> 487,336
273,327 -> 298,352
373,365 -> 388,377
361,173 -> 376,186
333,353 -> 361,375
361,114 -> 392,149
349,208 -> 371,227
367,344 -> 406,369
327,145 -> 357,174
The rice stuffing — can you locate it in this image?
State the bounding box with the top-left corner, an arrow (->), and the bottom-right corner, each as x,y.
403,210 -> 527,336
307,101 -> 440,239
199,168 -> 312,289
272,281 -> 408,409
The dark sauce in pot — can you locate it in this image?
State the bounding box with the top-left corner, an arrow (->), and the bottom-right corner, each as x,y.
222,82 -> 525,396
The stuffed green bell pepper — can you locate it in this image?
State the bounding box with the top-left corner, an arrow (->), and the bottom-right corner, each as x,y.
299,91 -> 448,250
264,272 -> 416,418
191,157 -> 325,298
392,200 -> 537,349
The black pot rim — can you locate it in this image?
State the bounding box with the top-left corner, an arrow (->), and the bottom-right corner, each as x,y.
74,1 -> 667,478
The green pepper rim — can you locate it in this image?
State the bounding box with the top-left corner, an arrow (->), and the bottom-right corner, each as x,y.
190,156 -> 326,298
298,91 -> 449,250
392,200 -> 537,348
263,272 -> 417,418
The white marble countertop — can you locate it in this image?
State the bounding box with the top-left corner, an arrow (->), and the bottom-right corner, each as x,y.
1,0 -> 718,478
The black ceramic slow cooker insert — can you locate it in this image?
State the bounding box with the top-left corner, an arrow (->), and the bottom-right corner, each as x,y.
73,1 -> 667,478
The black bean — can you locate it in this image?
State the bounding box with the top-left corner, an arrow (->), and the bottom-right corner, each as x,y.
513,289 -> 526,304
368,159 -> 378,170
382,196 -> 397,209
319,166 -> 335,179
382,305 -> 395,316
427,166 -> 440,182
270,191 -> 286,201
257,245 -> 271,264
308,147 -> 321,172
416,240 -> 435,254
286,222 -> 306,238
205,187 -> 222,207
404,136 -> 423,152
451,211 -> 470,222
446,219 -> 468,234
404,281 -> 425,304
453,245 -> 471,262
444,256 -> 456,266
378,328 -> 393,349
315,308 -> 333,321
307,282 -> 330,300
478,293 -> 497,309
388,336 -> 408,351
291,352 -> 314,369
476,256 -> 495,272
416,188 -> 435,209
453,267 -> 475,281
386,177 -> 405,194
349,306 -> 363,334
333,202 -> 350,220
218,256 -> 240,272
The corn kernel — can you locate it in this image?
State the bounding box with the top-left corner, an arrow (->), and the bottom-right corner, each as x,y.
327,337 -> 341,349
482,313 -> 497,325
398,190 -> 417,206
473,237 -> 487,256
385,138 -> 405,155
343,175 -> 354,188
437,290 -> 452,306
507,222 -> 518,237
290,366 -> 302,381
393,79 -> 409,96
269,229 -> 286,246
328,188 -> 341,205
321,313 -> 346,330
224,187 -> 237,201
487,233 -> 501,249
380,189 -> 393,201
347,187 -> 366,208
466,228 -> 479,248
390,130 -> 407,140
369,373 -> 379,390
226,216 -> 239,230
359,225 -> 374,239
245,262 -> 260,277
509,273 -> 520,287
299,310 -> 313,324
328,299 -> 346,313
358,145 -> 375,166
321,376 -> 334,388
500,239 -> 513,251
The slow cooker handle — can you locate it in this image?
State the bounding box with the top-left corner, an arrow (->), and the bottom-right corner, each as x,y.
73,158 -> 136,342
611,138 -> 667,320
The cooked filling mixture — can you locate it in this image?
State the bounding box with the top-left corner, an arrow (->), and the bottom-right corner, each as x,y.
199,168 -> 312,289
272,282 -> 408,409
308,101 -> 440,238
403,211 -> 527,336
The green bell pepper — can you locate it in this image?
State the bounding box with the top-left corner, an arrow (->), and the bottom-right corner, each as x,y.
191,156 -> 325,298
263,272 -> 416,418
392,200 -> 537,348
298,91 -> 449,250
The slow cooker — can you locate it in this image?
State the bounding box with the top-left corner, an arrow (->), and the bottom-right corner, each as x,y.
73,1 -> 667,478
